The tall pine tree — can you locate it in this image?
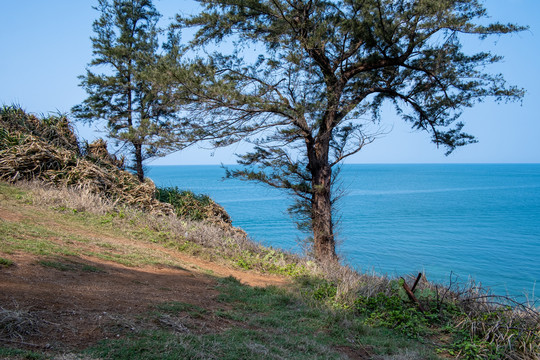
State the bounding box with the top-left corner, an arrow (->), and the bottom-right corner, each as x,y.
73,0 -> 181,181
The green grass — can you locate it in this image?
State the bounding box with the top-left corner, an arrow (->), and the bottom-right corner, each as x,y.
0,182 -> 27,200
87,276 -> 436,360
37,259 -> 105,273
0,192 -> 188,269
0,257 -> 14,267
0,221 -> 79,257
0,347 -> 47,360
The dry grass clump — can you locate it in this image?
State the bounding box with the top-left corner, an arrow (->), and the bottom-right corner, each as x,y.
308,260 -> 392,303
85,138 -> 124,169
437,280 -> 540,359
0,306 -> 41,341
21,182 -> 116,215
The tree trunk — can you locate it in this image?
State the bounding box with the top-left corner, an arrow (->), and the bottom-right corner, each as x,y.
310,160 -> 337,262
134,142 -> 144,182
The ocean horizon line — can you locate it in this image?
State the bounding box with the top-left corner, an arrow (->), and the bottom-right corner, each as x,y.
147,162 -> 540,167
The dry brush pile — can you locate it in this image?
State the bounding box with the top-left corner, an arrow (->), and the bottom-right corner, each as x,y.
0,105 -> 231,226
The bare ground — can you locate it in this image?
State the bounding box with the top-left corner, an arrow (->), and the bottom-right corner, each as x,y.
0,205 -> 288,353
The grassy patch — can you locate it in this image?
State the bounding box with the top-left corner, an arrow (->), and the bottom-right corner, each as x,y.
0,347 -> 47,360
0,182 -> 27,201
0,221 -> 79,257
0,257 -> 14,267
37,259 -> 105,273
88,276 -> 435,360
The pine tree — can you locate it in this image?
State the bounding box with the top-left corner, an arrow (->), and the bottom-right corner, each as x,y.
168,0 -> 525,261
73,0 -> 181,181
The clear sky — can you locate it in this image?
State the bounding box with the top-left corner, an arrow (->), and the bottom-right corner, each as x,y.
1,0 -> 539,165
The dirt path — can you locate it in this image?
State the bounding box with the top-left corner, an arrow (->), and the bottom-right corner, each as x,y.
0,204 -> 289,352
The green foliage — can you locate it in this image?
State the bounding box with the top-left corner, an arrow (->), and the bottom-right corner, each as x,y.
311,279 -> 338,301
0,257 -> 14,267
155,186 -> 212,221
353,279 -> 452,340
441,332 -> 504,360
355,293 -> 430,339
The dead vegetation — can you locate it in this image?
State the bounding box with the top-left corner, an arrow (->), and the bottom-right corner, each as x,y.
0,306 -> 41,341
0,105 -> 234,229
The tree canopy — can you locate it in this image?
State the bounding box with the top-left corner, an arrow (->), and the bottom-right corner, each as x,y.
166,0 -> 525,261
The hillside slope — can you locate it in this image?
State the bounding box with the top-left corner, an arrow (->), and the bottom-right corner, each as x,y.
1,183 -> 392,359
0,183 -> 305,355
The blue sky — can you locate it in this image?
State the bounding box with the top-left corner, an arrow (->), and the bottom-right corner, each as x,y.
1,0 -> 539,164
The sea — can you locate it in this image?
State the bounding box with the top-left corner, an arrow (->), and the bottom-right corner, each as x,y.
147,164 -> 540,301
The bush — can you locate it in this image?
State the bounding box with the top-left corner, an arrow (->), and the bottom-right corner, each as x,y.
155,187 -> 212,221
155,186 -> 232,226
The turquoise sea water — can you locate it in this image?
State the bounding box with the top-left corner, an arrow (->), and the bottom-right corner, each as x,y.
147,164 -> 540,300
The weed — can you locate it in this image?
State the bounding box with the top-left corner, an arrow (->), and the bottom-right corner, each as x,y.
0,257 -> 14,267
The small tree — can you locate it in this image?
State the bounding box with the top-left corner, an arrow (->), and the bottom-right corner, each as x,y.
73,0 -> 182,181
169,0 -> 525,261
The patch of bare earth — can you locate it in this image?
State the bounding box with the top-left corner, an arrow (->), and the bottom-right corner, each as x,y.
0,204 -> 288,353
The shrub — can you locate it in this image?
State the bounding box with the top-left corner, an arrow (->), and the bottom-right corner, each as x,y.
155,187 -> 213,221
